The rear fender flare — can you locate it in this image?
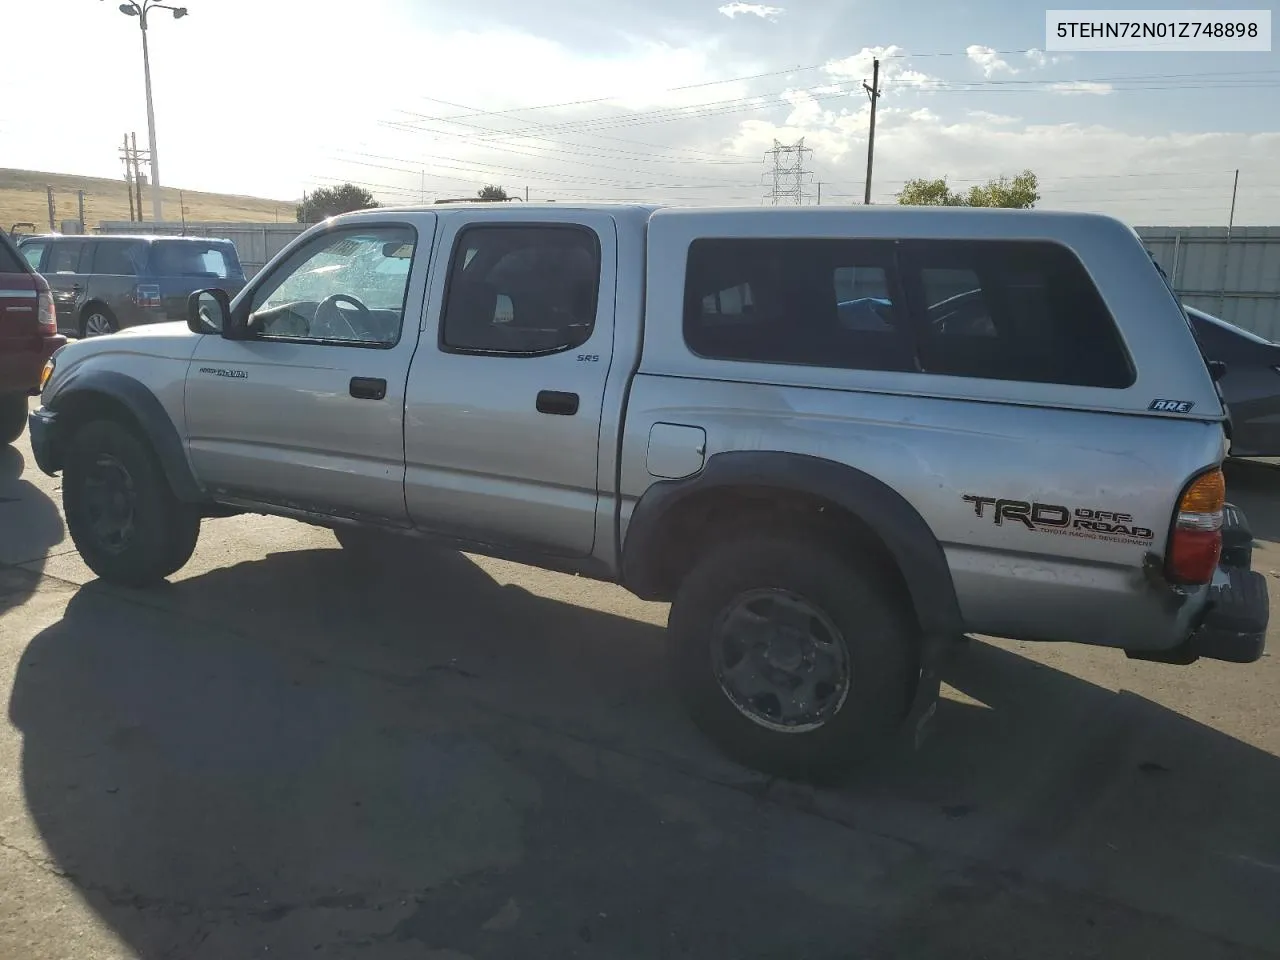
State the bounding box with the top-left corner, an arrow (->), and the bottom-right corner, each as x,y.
622,451 -> 963,641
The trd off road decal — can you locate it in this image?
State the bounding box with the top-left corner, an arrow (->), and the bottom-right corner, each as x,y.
962,495 -> 1155,546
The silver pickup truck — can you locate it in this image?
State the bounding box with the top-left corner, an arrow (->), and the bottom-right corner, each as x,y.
28,203 -> 1268,778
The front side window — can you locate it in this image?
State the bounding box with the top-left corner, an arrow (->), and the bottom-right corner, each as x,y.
683,238 -> 915,372
47,242 -> 85,274
441,226 -> 599,355
247,226 -> 417,346
19,243 -> 46,271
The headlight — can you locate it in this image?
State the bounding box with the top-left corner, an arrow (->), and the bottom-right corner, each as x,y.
39,358 -> 55,393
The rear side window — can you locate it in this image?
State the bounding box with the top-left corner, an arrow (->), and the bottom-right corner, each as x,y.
441,225 -> 600,355
149,241 -> 242,280
907,240 -> 1133,388
91,241 -> 145,276
683,238 -> 915,372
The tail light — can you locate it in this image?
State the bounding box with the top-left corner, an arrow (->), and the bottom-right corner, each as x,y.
1166,467 -> 1225,584
134,284 -> 162,309
34,277 -> 55,335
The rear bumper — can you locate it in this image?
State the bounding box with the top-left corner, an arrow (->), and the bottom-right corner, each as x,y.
1128,502 -> 1268,665
0,333 -> 66,394
1189,565 -> 1268,663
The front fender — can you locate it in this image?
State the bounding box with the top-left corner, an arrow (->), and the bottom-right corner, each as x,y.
42,369 -> 204,503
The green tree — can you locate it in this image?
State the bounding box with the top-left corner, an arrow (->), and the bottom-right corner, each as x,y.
895,177 -> 966,206
297,184 -> 379,222
896,170 -> 1039,209
477,184 -> 510,201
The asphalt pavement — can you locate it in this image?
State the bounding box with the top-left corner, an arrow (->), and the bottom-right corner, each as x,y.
1,397 -> 1278,959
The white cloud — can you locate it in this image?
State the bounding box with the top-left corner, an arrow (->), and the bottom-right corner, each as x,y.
717,3 -> 783,20
1023,48 -> 1062,68
910,108 -> 939,122
823,46 -> 944,93
1050,81 -> 1114,96
967,110 -> 1022,125
966,45 -> 1017,77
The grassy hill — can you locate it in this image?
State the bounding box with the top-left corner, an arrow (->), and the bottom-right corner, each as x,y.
1,168 -> 296,231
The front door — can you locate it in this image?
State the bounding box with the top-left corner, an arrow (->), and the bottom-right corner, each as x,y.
404,213 -> 617,557
185,216 -> 435,524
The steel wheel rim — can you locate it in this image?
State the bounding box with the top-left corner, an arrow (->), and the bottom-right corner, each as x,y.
711,588 -> 852,734
82,454 -> 136,553
84,314 -> 113,337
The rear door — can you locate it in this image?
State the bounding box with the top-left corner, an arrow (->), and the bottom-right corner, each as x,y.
403,213 -> 617,557
43,239 -> 88,334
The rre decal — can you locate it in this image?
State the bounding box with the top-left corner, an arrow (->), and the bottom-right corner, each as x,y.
1150,399 -> 1194,413
963,495 -> 1154,545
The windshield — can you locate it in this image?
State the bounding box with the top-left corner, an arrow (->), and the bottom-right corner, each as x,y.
149,241 -> 243,280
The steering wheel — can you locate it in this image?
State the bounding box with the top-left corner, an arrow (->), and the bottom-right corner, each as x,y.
313,293 -> 369,339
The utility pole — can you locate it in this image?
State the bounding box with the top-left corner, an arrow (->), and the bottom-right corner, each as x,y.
1219,168 -> 1239,316
525,185 -> 529,202
179,190 -> 187,234
77,190 -> 86,232
817,182 -> 822,206
863,58 -> 881,205
121,133 -> 136,222
46,186 -> 56,231
762,139 -> 813,205
131,132 -> 145,221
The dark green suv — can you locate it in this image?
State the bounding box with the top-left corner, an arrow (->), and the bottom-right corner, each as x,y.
17,234 -> 246,338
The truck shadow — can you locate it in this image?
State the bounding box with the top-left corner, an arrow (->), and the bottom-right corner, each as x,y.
0,444 -> 65,614
8,541 -> 1280,957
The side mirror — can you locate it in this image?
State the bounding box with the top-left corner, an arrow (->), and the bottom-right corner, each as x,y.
187,289 -> 229,335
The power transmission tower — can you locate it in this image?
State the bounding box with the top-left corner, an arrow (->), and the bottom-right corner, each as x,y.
761,138 -> 814,205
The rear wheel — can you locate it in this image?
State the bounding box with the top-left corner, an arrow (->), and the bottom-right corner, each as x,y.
80,307 -> 118,338
0,393 -> 26,445
668,533 -> 916,781
63,420 -> 200,586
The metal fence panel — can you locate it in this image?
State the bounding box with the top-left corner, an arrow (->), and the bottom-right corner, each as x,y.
1137,226 -> 1280,340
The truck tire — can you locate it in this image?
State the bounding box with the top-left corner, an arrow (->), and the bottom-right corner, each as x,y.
668,533 -> 915,781
0,393 -> 26,445
63,420 -> 201,587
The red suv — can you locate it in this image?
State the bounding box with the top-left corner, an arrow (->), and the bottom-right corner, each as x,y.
1,231 -> 65,444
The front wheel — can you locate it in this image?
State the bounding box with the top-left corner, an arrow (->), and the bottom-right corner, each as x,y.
63,420 -> 200,586
668,533 -> 916,781
0,393 -> 27,445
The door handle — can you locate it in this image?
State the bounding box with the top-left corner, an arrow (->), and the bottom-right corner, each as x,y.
536,390 -> 579,416
349,377 -> 387,400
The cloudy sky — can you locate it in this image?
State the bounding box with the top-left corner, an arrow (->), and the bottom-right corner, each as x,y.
2,0 -> 1277,224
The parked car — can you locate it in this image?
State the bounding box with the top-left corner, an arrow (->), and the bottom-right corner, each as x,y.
0,231 -> 65,444
16,234 -> 246,338
27,204 -> 1267,778
1181,306 -> 1280,458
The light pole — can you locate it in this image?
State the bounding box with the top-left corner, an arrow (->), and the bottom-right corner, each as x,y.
110,0 -> 188,221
